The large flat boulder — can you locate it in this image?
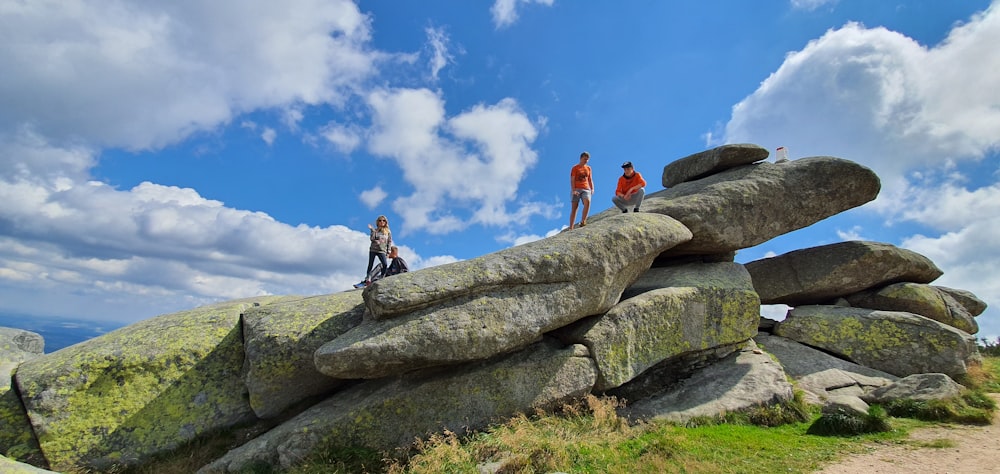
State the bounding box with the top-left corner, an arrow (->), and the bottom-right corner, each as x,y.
746,241 -> 943,306
845,282 -> 978,334
316,213 -> 693,379
15,297 -> 287,472
661,143 -> 769,188
1,328 -> 45,467
598,157 -> 880,256
620,341 -> 793,424
774,305 -> 979,378
242,293 -> 364,419
557,262 -> 760,391
200,338 -> 596,473
362,213 -> 692,320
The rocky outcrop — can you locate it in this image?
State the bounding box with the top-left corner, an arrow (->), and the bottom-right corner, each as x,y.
14,297 -> 288,472
0,144 -> 987,473
315,213 -> 693,379
200,338 -> 596,473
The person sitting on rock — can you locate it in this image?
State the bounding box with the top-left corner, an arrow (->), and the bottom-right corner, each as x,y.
613,161 -> 646,212
385,245 -> 409,277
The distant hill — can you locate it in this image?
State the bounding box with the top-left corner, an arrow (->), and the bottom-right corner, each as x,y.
0,313 -> 126,353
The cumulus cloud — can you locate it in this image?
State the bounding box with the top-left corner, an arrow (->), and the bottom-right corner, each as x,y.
490,0 -> 555,30
724,3 -> 1000,338
0,0 -> 377,151
359,185 -> 388,209
366,88 -> 550,234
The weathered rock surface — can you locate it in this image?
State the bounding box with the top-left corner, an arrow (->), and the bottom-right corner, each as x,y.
845,282 -> 978,334
598,157 -> 880,256
774,305 -> 978,378
620,341 -> 793,424
200,338 -> 596,473
242,293 -> 364,418
754,333 -> 896,404
1,327 -> 44,378
934,286 -> 988,317
746,241 -> 943,306
661,143 -> 769,188
557,263 -> 759,391
315,213 -> 692,379
0,455 -> 57,474
1,328 -> 46,467
362,213 -> 692,320
15,297 -> 286,472
822,395 -> 870,417
862,373 -> 964,404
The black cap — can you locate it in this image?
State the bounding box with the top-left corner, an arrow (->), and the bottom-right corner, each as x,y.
621,161 -> 633,168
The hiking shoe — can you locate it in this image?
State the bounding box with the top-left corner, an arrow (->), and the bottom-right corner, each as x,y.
621,209 -> 628,213
633,208 -> 640,212
353,282 -> 366,289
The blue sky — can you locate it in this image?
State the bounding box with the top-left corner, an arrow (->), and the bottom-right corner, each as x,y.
2,0 -> 999,341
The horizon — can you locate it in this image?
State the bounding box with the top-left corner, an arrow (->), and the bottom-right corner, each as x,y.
1,0 -> 997,340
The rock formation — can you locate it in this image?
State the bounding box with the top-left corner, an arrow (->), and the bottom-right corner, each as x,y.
0,144 -> 988,473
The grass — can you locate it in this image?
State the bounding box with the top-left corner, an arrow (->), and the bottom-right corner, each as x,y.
112,356 -> 1000,474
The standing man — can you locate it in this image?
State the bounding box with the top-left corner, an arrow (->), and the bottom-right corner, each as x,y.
613,161 -> 646,213
569,151 -> 594,229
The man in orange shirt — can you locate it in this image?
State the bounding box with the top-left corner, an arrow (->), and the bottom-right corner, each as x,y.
613,161 -> 646,213
568,151 -> 594,229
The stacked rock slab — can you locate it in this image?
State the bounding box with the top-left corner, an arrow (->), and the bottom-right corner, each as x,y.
555,262 -> 760,392
200,338 -> 597,473
315,213 -> 693,379
745,240 -> 944,306
844,283 -> 979,334
746,240 -> 982,378
593,155 -> 881,257
660,143 -> 769,188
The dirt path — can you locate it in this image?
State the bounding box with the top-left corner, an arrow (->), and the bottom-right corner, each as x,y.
814,394 -> 1000,474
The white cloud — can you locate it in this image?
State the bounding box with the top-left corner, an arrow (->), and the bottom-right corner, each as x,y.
366,88 -> 549,234
321,122 -> 364,154
790,0 -> 838,12
724,3 -> 1000,339
0,131 -> 377,321
0,0 -> 377,151
490,0 -> 555,30
359,186 -> 388,209
425,27 -> 453,80
261,127 -> 277,145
